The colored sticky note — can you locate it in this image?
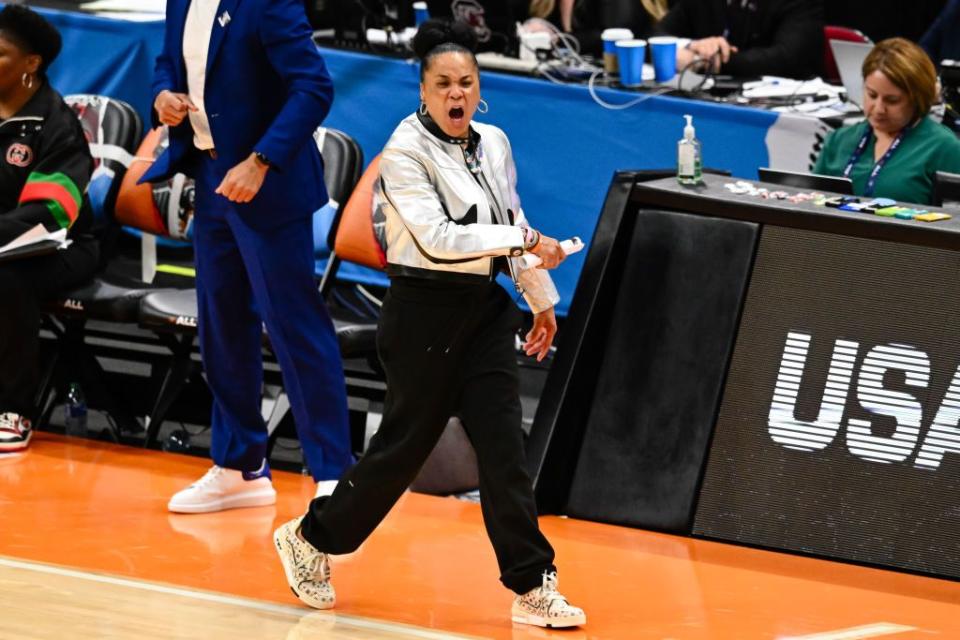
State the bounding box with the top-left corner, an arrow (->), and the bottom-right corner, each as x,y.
914,212 -> 952,222
876,206 -> 908,216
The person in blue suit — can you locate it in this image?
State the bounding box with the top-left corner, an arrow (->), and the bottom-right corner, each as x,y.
143,0 -> 353,513
920,0 -> 960,68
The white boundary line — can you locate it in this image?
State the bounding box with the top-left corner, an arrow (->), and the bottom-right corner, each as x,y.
0,556 -> 472,640
781,622 -> 918,640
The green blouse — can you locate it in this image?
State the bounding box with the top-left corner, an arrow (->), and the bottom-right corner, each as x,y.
812,117 -> 960,205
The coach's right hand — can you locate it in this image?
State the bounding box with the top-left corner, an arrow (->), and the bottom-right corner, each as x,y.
529,235 -> 567,269
155,90 -> 197,127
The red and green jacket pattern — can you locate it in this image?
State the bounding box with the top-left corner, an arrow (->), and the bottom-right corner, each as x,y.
0,82 -> 92,245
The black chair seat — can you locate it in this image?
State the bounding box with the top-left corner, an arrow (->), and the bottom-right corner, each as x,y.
138,289 -> 270,347
333,318 -> 377,359
46,276 -> 160,323
140,287 -> 377,357
139,288 -> 200,333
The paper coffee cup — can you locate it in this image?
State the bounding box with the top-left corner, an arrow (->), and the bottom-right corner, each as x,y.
648,36 -> 678,82
616,39 -> 647,87
601,28 -> 634,75
413,1 -> 429,26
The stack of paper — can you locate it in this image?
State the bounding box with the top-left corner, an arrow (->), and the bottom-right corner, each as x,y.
741,76 -> 843,100
0,224 -> 70,263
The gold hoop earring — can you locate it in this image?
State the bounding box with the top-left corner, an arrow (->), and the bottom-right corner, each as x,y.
477,98 -> 489,114
21,73 -> 33,89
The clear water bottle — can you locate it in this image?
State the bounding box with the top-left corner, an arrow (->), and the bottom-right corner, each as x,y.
677,114 -> 702,186
64,382 -> 88,438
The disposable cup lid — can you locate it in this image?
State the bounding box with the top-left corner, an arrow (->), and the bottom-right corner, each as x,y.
602,28 -> 634,41
616,39 -> 647,48
413,1 -> 427,7
648,36 -> 678,45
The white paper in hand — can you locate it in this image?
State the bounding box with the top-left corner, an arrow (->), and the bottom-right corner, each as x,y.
0,224 -> 70,261
520,237 -> 584,268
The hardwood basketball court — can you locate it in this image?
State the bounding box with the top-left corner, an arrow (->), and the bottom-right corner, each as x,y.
1,434 -> 959,639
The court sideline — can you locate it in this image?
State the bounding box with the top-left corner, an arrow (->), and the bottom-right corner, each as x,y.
1,434 -> 959,639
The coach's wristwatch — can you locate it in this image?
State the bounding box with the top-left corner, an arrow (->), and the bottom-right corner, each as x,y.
253,152 -> 272,169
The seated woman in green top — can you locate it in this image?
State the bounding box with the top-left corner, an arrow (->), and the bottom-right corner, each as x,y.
813,37 -> 960,206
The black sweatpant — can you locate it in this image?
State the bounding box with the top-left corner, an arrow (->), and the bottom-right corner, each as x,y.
0,238 -> 99,416
301,276 -> 556,594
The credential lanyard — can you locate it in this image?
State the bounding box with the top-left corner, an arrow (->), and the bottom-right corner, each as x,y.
842,125 -> 909,197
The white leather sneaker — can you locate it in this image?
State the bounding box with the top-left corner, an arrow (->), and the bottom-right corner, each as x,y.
274,517 -> 335,609
167,463 -> 276,513
314,480 -> 338,498
512,571 -> 586,628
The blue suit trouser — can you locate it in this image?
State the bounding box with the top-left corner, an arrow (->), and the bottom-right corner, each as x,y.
193,154 -> 353,481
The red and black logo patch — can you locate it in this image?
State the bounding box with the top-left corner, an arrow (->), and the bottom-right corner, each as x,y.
6,143 -> 32,167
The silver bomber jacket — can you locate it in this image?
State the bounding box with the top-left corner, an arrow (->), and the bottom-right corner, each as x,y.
373,113 -> 560,314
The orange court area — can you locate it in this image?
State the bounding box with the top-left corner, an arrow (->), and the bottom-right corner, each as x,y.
2,433 -> 960,639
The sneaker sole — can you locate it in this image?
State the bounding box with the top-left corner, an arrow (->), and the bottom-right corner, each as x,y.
511,612 -> 586,629
0,431 -> 32,452
272,526 -> 335,610
167,488 -> 277,513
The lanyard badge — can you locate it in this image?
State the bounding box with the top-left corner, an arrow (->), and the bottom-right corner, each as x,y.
842,124 -> 911,197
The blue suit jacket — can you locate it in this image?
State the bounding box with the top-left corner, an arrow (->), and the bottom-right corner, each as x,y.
921,0 -> 960,67
142,0 -> 333,229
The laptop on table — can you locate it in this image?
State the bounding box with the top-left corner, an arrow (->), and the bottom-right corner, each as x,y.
830,40 -> 873,107
758,167 -> 855,195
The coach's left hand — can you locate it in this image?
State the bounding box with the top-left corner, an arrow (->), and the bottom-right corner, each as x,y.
216,153 -> 269,203
524,307 -> 557,362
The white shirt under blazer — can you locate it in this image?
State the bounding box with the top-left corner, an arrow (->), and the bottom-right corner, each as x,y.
182,0 -> 219,150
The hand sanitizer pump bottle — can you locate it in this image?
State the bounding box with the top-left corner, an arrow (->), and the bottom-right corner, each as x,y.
677,114 -> 702,185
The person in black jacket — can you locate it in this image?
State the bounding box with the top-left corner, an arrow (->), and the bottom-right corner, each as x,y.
0,5 -> 95,452
657,0 -> 824,78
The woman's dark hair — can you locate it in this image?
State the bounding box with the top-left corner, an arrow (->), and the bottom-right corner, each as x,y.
0,5 -> 62,76
412,19 -> 478,79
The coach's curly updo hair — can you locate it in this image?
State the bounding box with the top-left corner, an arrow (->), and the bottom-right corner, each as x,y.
412,19 -> 478,80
